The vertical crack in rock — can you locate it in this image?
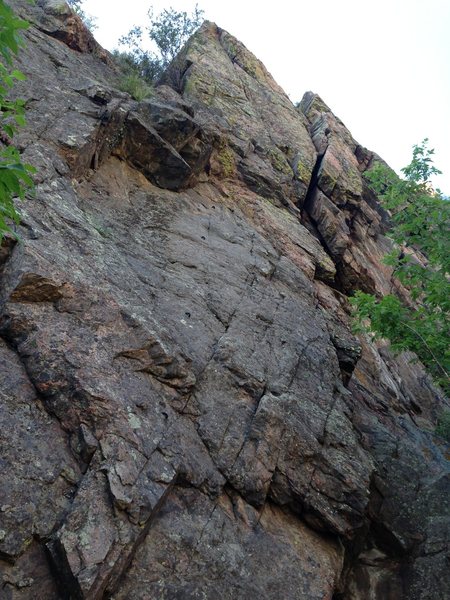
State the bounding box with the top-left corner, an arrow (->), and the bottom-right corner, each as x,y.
300,148 -> 341,268
47,463 -> 177,600
301,149 -> 327,212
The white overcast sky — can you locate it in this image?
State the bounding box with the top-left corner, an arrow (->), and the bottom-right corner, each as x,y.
84,0 -> 450,193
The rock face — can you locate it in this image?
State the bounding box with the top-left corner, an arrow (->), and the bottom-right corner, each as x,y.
0,2 -> 448,599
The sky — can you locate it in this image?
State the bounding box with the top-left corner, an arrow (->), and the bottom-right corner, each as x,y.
83,0 -> 450,194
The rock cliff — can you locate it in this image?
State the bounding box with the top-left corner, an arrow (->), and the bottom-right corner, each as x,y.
0,2 -> 448,599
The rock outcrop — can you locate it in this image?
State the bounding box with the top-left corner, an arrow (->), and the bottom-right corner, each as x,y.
1,2 -> 448,599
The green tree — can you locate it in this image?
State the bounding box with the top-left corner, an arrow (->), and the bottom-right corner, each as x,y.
116,4 -> 204,85
0,0 -> 35,242
351,140 -> 449,393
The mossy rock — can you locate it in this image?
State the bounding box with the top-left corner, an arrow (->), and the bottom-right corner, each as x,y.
319,170 -> 338,194
294,160 -> 311,185
262,198 -> 292,221
183,73 -> 215,106
46,0 -> 71,16
216,142 -> 236,178
267,147 -> 293,176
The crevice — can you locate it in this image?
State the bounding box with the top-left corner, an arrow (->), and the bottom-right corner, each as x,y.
300,149 -> 326,211
102,476 -> 177,599
297,150 -> 346,290
45,537 -> 84,600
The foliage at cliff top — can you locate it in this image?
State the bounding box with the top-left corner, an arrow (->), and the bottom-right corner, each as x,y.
0,0 -> 35,242
116,4 -> 204,87
351,140 -> 449,394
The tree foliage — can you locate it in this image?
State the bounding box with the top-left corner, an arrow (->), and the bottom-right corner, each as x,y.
0,0 -> 35,242
351,140 -> 449,393
116,4 -> 204,85
113,52 -> 155,100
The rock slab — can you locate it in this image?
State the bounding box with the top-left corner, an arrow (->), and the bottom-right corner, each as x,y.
0,2 -> 448,599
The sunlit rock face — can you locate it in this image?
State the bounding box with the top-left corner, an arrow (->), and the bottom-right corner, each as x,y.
1,2 -> 448,599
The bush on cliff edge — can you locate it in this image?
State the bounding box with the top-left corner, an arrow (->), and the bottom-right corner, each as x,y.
351,140 -> 449,394
114,3 -> 204,96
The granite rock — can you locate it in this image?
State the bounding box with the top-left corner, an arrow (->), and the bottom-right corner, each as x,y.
0,3 -> 448,599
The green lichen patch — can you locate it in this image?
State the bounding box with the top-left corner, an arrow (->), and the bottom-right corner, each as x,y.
267,147 -> 293,176
216,141 -> 236,178
294,160 -> 311,185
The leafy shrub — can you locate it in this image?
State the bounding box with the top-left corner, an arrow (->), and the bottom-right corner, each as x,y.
351,140 -> 449,393
0,0 -> 35,242
117,4 -> 204,85
113,47 -> 163,86
117,71 -> 153,101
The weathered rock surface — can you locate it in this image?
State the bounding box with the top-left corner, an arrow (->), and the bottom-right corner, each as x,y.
0,2 -> 448,599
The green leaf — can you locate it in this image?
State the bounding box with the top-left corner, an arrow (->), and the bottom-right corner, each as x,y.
11,68 -> 26,81
358,141 -> 450,393
0,1 -> 33,243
